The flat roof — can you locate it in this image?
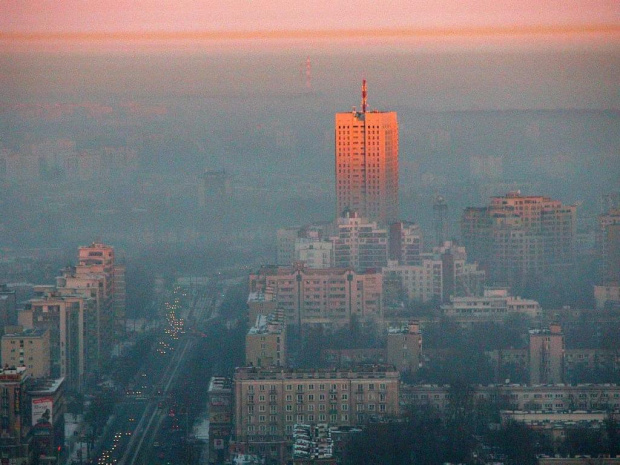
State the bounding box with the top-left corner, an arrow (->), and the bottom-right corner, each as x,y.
2,328 -> 48,338
27,377 -> 64,395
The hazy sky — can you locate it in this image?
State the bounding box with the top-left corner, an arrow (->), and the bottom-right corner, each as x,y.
2,0 -> 618,33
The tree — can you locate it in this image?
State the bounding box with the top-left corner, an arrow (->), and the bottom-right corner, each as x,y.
445,380 -> 476,463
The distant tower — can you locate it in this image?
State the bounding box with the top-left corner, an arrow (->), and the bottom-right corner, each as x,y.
202,169 -> 231,208
300,57 -> 312,91
335,81 -> 399,223
433,195 -> 448,246
305,56 -> 312,91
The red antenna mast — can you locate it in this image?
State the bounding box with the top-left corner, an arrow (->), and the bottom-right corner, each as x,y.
305,56 -> 312,90
361,79 -> 367,113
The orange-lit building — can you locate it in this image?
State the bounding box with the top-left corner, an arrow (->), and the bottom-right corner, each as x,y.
335,81 -> 398,224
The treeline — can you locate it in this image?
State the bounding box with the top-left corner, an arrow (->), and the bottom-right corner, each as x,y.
343,382 -> 620,465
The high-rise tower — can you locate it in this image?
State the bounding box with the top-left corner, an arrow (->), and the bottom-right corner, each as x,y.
335,81 -> 399,224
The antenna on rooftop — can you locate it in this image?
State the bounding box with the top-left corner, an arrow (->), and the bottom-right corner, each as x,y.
361,79 -> 368,113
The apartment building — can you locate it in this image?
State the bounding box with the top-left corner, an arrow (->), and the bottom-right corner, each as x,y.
233,366 -> 399,462
249,264 -> 382,329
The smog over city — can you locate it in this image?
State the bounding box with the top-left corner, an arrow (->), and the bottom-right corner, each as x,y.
0,1 -> 619,464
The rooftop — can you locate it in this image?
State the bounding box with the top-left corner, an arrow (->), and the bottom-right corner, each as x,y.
27,377 -> 64,395
2,327 -> 47,338
208,376 -> 232,393
235,365 -> 399,381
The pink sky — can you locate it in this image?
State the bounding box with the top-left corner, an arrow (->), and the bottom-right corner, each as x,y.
2,0 -> 618,33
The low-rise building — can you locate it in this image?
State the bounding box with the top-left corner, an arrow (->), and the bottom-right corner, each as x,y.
246,314 -> 286,368
529,324 -> 564,385
594,283 -> 620,309
386,322 -> 422,374
441,287 -> 541,326
247,292 -> 278,327
401,383 -> 620,414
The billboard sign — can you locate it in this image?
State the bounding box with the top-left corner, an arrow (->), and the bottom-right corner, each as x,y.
32,396 -> 53,426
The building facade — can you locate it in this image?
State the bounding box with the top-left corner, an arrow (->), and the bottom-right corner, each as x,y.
335,81 -> 398,223
461,192 -> 576,287
388,221 -> 422,266
332,210 -> 388,271
233,366 -> 399,462
401,383 -> 620,414
246,314 -> 286,368
386,322 -> 422,374
1,328 -> 51,379
207,377 -> 233,465
597,209 -> 620,284
529,324 -> 565,385
22,291 -> 85,391
441,287 -> 541,326
0,367 -> 31,464
249,264 -> 383,329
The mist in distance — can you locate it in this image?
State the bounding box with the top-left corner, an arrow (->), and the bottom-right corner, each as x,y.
0,46 -> 618,254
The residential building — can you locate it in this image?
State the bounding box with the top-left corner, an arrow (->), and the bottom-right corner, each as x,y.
594,283 -> 620,309
597,209 -> 620,283
208,377 -> 233,465
77,242 -> 125,337
332,210 -> 388,271
0,367 -> 31,463
277,224 -> 333,267
388,221 -> 422,266
1,328 -> 51,379
0,284 -> 18,330
21,291 -> 85,391
461,192 -> 576,287
383,242 -> 485,306
295,240 -> 334,270
247,293 -> 278,327
249,264 -> 383,329
246,314 -> 286,368
401,383 -> 620,414
382,257 -> 443,304
55,271 -> 104,376
335,81 -> 398,223
441,287 -> 541,326
529,324 -> 564,385
27,377 -> 66,462
233,366 -> 399,463
386,322 -> 422,374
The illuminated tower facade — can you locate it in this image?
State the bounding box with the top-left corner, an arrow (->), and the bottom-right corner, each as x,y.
335,81 -> 399,224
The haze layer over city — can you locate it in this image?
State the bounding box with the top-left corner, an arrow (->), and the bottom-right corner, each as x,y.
1,1 -> 619,464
